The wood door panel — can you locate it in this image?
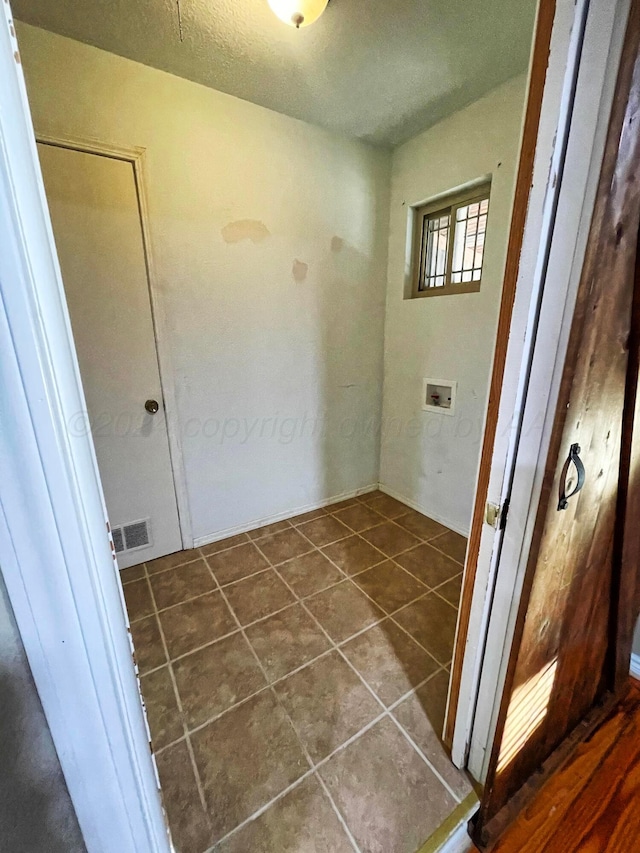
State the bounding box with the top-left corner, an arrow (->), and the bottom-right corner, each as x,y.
614,242 -> 640,688
474,0 -> 640,841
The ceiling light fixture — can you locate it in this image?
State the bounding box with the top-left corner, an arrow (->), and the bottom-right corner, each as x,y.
267,0 -> 329,29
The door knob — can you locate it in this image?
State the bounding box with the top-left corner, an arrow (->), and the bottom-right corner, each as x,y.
145,399 -> 160,414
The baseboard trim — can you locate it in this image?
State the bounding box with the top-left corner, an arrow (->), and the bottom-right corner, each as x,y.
630,654 -> 640,681
195,479 -> 473,549
378,483 -> 470,538
193,484 -> 379,548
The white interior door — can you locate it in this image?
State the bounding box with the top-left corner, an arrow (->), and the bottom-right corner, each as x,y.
37,142 -> 182,568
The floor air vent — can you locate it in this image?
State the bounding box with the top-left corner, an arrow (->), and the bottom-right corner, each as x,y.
111,518 -> 151,554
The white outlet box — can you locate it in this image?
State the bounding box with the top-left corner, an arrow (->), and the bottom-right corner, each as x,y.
423,378 -> 457,415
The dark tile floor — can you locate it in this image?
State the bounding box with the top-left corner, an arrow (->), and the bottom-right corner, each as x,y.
121,491 -> 473,853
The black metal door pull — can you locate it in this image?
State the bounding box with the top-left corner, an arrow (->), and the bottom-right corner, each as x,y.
557,443 -> 586,510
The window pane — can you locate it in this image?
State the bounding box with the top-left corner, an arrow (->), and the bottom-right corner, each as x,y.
420,211 -> 450,290
451,196 -> 489,283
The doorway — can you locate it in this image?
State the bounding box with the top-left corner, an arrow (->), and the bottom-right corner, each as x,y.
37,141 -> 183,567
20,0 -> 537,845
2,0 -> 636,849
3,1 -> 556,852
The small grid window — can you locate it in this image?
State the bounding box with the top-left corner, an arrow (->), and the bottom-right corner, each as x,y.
411,184 -> 490,297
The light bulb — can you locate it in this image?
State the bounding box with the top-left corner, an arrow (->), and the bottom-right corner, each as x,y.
267,0 -> 329,28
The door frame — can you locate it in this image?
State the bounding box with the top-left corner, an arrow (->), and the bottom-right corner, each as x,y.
452,0 -> 632,778
473,0 -> 640,835
0,10 -> 170,852
448,0 -> 633,768
35,132 -> 193,553
445,0 -> 558,753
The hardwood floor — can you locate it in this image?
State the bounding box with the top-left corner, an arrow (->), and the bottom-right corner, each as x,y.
489,678 -> 640,853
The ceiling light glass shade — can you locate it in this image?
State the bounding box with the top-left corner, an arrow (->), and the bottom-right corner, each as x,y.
267,0 -> 329,28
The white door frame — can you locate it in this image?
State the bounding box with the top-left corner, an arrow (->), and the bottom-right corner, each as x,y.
453,0 -> 632,778
0,9 -> 170,852
35,132 -> 194,552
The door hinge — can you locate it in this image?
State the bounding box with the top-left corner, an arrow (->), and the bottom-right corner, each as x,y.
486,499 -> 510,530
485,502 -> 500,528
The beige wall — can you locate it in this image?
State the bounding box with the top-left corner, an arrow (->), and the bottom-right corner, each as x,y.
17,22 -> 390,543
379,76 -> 527,534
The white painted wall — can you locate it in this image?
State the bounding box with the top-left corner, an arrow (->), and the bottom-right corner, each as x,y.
379,76 -> 527,535
16,22 -> 390,544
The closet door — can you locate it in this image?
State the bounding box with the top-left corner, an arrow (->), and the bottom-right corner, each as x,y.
38,143 -> 183,568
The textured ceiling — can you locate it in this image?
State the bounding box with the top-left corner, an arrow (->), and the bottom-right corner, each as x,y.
12,0 -> 537,147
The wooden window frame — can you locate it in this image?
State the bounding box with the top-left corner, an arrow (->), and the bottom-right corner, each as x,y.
411,182 -> 491,299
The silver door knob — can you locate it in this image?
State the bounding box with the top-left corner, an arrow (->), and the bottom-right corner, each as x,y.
145,399 -> 159,414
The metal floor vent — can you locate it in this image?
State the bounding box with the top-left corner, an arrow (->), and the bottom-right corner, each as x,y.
112,518 -> 151,554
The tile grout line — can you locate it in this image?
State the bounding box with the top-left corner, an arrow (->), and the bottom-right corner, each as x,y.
197,545 -> 311,852
388,712 -> 465,804
302,585 -> 463,805
149,550 -> 458,754
260,511 -> 460,599
312,545 -> 449,668
385,666 -> 449,713
153,639 -> 452,758
249,537 -> 369,853
210,564 -> 363,852
276,509 -> 417,575
155,587 -> 453,757
424,530 -> 467,568
313,771 -> 362,853
141,560 -> 211,816
430,583 -> 463,612
283,546 -> 463,806
261,688 -> 363,853
293,579 -> 463,803
263,519 -> 453,667
127,548 -> 459,622
251,537 -> 462,821
135,541 -> 458,686
207,680 -> 452,853
203,701 -> 392,853
135,537 -> 459,643
201,768 -> 318,853
130,501 -> 466,847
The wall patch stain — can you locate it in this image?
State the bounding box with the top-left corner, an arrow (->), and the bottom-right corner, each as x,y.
14,50 -> 21,64
292,259 -> 308,283
331,236 -> 344,253
221,219 -> 270,244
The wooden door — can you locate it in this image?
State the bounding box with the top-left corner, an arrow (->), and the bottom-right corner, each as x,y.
38,143 -> 183,568
473,1 -> 640,845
